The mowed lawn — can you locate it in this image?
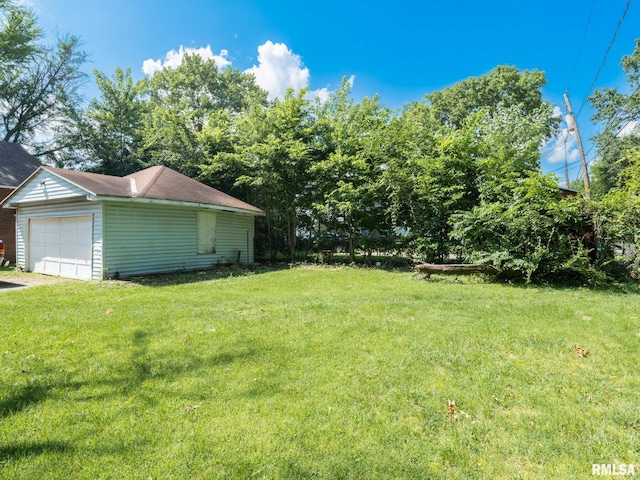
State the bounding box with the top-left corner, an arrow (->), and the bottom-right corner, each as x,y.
1,266 -> 639,479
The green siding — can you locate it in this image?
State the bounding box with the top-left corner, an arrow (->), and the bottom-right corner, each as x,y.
102,202 -> 255,278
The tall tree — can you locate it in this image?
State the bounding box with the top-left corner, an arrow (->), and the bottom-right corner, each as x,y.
426,65 -> 554,137
382,102 -> 480,260
69,67 -> 149,175
235,89 -> 318,260
312,78 -> 392,260
0,2 -> 87,156
144,54 -> 266,177
589,39 -> 640,197
0,0 -> 41,67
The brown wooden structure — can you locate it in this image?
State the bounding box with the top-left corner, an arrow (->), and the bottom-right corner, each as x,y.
414,262 -> 499,279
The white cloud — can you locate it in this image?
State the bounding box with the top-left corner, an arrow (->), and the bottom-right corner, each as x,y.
310,87 -> 331,103
542,106 -> 581,165
245,41 -> 310,100
142,45 -> 231,76
307,75 -> 356,104
142,41 -> 353,103
544,128 -> 579,165
617,120 -> 639,137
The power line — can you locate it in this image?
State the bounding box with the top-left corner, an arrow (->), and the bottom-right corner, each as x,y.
567,0 -> 598,92
583,84 -> 640,159
574,0 -> 632,120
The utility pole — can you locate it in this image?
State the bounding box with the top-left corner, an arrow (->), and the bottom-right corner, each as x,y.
563,92 -> 591,199
563,133 -> 570,188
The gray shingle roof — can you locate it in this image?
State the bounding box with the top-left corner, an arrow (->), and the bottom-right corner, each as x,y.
46,166 -> 264,214
0,142 -> 41,187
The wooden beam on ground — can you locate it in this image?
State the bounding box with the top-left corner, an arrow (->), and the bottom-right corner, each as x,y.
414,262 -> 499,279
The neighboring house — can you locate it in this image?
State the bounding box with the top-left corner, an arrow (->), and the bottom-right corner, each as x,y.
1,165 -> 264,280
0,142 -> 42,264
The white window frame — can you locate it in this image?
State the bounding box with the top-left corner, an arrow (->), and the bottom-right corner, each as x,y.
197,211 -> 217,254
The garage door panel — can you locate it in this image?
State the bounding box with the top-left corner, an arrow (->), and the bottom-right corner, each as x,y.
30,244 -> 45,259
45,231 -> 60,244
29,215 -> 93,280
76,246 -> 93,261
76,264 -> 92,279
60,232 -> 79,245
59,246 -> 78,260
60,217 -> 79,229
60,261 -> 80,277
43,259 -> 60,276
77,231 -> 93,244
45,217 -> 60,228
33,257 -> 45,272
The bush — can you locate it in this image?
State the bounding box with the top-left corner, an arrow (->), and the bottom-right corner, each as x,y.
450,172 -> 597,283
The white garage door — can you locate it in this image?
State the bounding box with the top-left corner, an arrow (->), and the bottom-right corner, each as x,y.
29,215 -> 93,280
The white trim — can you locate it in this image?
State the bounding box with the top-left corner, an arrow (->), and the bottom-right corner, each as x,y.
3,194 -> 91,208
95,195 -> 265,216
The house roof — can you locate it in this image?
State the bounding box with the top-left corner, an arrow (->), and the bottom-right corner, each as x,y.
37,166 -> 264,214
0,142 -> 41,188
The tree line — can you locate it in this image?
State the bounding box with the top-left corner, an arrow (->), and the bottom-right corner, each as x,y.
2,1 -> 639,282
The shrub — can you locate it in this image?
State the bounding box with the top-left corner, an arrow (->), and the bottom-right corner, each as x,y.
450,172 -> 596,283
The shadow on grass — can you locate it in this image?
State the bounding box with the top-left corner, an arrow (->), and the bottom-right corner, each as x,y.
0,280 -> 26,290
126,261 -> 425,288
0,382 -> 50,418
2,329 -> 266,420
0,441 -> 72,461
127,263 -> 290,287
111,328 -> 263,403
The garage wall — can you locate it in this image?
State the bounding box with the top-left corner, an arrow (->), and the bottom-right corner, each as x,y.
15,201 -> 103,279
102,202 -> 255,278
8,169 -> 89,204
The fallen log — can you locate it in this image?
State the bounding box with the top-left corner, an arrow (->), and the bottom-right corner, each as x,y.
414,262 -> 499,279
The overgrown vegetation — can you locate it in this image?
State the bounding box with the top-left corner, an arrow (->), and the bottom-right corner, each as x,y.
1,267 -> 639,479
2,0 -> 639,283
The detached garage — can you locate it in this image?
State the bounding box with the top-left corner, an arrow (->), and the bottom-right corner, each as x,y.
1,166 -> 264,280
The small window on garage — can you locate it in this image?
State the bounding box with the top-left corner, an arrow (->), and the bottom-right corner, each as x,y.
197,211 -> 217,254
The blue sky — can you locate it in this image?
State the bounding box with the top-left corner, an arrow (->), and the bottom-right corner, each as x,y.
30,0 -> 639,183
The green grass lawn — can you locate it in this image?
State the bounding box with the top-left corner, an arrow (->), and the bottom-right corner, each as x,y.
1,266 -> 639,479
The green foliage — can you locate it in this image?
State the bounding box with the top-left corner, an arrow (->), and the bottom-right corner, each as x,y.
426,65 -> 555,137
589,39 -> 640,196
473,103 -> 558,176
0,0 -> 41,67
587,40 -> 640,279
0,30 -> 87,155
62,55 -> 612,283
593,169 -> 640,279
451,173 -> 595,283
312,79 -> 393,260
143,54 -> 266,177
68,67 -> 149,174
235,89 -> 320,260
0,1 -> 87,157
381,102 -> 479,260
